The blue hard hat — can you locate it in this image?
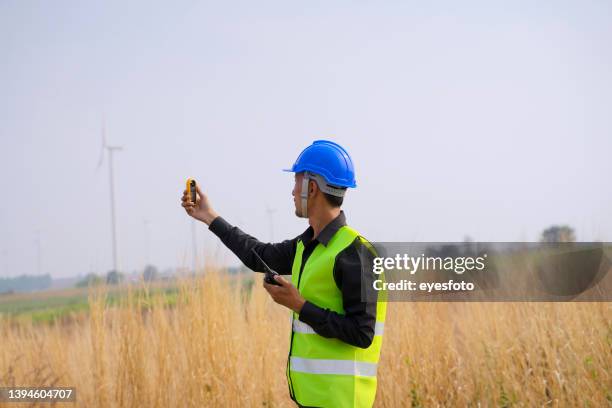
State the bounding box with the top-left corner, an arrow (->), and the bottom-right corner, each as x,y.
283,140 -> 357,188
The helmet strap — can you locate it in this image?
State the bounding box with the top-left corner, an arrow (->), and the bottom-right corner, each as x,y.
299,173 -> 310,218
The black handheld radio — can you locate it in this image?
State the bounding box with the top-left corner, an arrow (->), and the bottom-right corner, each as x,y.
251,248 -> 282,286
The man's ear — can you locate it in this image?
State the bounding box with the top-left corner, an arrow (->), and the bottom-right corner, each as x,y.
308,180 -> 317,197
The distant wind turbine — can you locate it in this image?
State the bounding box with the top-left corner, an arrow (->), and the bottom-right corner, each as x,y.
35,229 -> 42,275
2,248 -> 8,277
191,219 -> 198,274
266,205 -> 276,242
143,218 -> 151,267
96,120 -> 123,273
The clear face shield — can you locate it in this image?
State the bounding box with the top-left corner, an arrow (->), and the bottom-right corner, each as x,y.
297,171 -> 347,218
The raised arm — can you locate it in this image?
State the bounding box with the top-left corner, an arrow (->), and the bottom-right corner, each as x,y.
181,183 -> 296,274
208,217 -> 296,275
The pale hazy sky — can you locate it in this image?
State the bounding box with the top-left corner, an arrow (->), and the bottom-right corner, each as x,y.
1,0 -> 611,278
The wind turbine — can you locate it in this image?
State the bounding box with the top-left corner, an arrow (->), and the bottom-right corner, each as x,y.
143,218 -> 151,267
191,219 -> 198,274
97,120 -> 123,273
2,248 -> 8,277
35,229 -> 42,275
266,205 -> 276,242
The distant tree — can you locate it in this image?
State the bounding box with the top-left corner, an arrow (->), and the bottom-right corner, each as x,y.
76,273 -> 103,288
143,265 -> 159,282
0,274 -> 52,293
540,225 -> 576,243
106,270 -> 124,285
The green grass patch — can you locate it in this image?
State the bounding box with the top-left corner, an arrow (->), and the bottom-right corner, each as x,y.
0,285 -> 181,324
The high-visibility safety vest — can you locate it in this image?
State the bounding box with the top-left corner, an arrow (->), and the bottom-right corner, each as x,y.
287,225 -> 387,408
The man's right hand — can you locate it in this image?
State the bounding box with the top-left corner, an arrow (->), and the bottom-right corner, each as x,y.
181,183 -> 219,225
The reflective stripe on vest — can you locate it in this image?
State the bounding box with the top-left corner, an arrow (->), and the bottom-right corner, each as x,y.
293,319 -> 385,336
290,356 -> 378,377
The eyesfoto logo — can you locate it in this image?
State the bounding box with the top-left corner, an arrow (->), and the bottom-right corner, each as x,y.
372,254 -> 488,275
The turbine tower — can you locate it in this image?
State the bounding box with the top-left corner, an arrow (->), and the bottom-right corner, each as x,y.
35,229 -> 42,275
266,205 -> 276,242
97,120 -> 123,273
143,218 -> 151,267
191,218 -> 198,274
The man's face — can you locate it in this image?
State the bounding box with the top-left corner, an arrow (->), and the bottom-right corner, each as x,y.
292,173 -> 302,217
292,173 -> 318,217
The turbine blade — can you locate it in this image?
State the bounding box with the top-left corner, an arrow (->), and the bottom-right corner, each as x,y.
102,119 -> 107,147
96,121 -> 106,169
96,149 -> 104,169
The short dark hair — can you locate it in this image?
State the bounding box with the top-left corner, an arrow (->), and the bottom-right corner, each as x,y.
323,192 -> 344,208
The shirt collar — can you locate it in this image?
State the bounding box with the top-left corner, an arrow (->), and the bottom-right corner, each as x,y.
299,210 -> 347,246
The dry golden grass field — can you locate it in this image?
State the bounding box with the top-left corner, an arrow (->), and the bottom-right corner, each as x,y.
0,271 -> 610,407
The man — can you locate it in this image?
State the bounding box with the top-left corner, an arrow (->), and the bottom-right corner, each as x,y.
181,140 -> 386,408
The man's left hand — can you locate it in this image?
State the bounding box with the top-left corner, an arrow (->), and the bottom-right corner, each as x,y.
263,275 -> 306,314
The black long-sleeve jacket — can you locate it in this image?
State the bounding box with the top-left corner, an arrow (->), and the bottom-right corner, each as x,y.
208,210 -> 378,348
